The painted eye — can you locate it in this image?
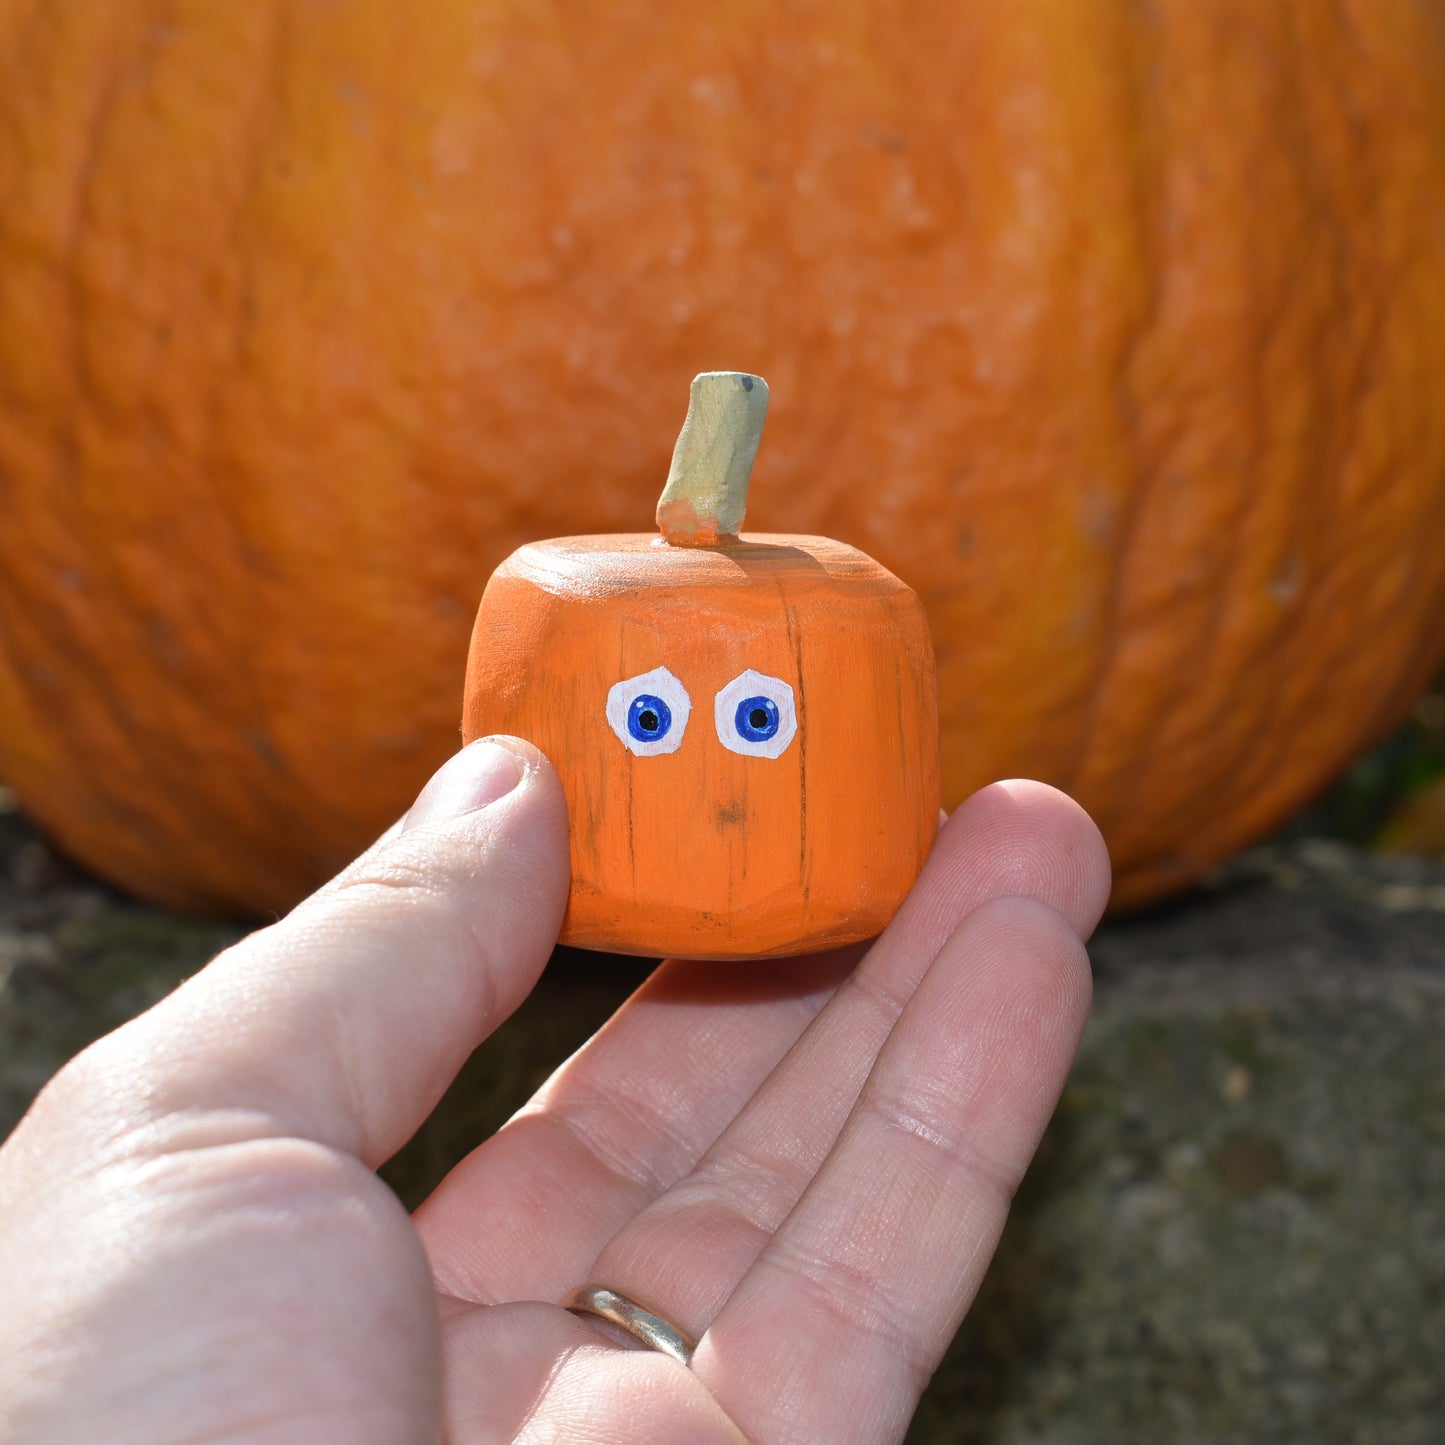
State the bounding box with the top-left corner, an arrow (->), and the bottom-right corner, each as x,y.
715,669 -> 798,758
606,666 -> 691,756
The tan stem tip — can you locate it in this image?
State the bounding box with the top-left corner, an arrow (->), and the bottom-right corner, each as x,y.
656,371 -> 769,546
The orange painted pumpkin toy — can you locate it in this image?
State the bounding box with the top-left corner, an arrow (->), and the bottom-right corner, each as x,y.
463,373 -> 941,960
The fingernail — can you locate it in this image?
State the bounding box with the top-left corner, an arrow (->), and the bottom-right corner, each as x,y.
403,738 -> 526,832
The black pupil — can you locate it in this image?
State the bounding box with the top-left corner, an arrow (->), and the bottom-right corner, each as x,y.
639,709 -> 660,732
749,708 -> 769,730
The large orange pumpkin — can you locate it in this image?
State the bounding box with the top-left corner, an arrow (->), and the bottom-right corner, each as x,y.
1,0 -> 1444,916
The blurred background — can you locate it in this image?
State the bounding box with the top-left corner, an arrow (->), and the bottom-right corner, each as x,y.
2,3 -> 1444,1440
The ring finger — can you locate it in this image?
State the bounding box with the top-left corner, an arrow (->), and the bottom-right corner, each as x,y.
570,781 -> 1109,1339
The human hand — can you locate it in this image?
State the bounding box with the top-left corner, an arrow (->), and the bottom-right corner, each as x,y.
0,738 -> 1109,1443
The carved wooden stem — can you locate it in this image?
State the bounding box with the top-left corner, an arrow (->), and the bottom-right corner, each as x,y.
656,371 -> 770,546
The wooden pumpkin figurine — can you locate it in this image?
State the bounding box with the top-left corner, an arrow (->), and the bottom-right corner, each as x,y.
463,372 -> 941,960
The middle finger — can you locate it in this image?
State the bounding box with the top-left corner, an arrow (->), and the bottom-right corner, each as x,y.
414,948 -> 856,1304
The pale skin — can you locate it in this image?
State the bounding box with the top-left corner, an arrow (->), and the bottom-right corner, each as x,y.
0,738 -> 1110,1443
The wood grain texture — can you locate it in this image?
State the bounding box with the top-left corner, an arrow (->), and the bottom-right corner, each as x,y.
463,534 -> 940,959
655,370 -> 769,546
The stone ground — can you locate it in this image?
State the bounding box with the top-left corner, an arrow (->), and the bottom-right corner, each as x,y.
2,792 -> 1442,1444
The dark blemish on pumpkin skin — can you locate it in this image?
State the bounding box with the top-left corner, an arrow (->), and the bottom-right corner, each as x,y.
740,375 -> 754,391
715,800 -> 747,827
146,617 -> 188,670
249,730 -> 285,773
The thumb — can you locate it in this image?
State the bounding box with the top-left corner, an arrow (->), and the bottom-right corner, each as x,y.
71,737 -> 570,1168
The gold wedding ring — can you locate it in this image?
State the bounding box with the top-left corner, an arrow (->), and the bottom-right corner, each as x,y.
563,1284 -> 698,1367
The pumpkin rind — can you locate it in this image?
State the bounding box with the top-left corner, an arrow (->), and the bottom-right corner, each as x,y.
1,0 -> 1444,914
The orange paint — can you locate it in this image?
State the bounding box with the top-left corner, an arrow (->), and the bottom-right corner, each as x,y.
463,532 -> 940,959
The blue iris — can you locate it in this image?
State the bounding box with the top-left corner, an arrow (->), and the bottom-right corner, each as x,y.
627,693 -> 673,743
735,695 -> 780,743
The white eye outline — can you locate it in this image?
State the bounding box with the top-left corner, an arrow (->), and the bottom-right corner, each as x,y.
606,666 -> 692,756
714,669 -> 798,759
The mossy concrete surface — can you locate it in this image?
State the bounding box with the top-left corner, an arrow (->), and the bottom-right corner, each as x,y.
915,843 -> 1445,1444
2,791 -> 1442,1443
